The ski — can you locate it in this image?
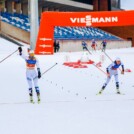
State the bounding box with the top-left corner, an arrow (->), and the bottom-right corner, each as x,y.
96,93 -> 101,95
96,92 -> 125,95
30,100 -> 41,104
96,89 -> 103,95
116,92 -> 125,95
96,92 -> 102,95
30,100 -> 35,104
38,101 -> 41,104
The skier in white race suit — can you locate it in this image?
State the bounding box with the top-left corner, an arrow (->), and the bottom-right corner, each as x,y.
18,47 -> 41,103
99,57 -> 124,94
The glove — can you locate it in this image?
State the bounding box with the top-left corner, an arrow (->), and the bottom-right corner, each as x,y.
37,68 -> 41,79
121,70 -> 124,75
38,71 -> 41,79
18,47 -> 22,55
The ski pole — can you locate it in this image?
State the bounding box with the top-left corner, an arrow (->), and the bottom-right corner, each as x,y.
87,48 -> 92,55
0,49 -> 18,64
99,44 -> 103,51
42,63 -> 58,76
85,46 -> 106,75
92,63 -> 107,76
86,47 -> 92,55
103,51 -> 113,62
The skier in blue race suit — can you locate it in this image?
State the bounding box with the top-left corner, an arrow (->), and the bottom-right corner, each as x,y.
81,41 -> 88,51
101,39 -> 107,52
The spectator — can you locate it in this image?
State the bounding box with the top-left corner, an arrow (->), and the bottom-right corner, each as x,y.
56,41 -> 60,52
54,40 -> 57,53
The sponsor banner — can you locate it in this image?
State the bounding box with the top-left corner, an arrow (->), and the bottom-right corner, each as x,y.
42,10 -> 134,27
35,10 -> 134,55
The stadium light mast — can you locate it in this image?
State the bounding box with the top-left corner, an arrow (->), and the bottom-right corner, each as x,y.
29,0 -> 39,50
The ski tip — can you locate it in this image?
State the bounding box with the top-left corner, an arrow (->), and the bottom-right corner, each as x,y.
30,100 -> 35,104
116,93 -> 125,95
30,102 -> 35,104
37,100 -> 41,104
96,93 -> 102,95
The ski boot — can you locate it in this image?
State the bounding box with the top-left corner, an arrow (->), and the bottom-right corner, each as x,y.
35,87 -> 41,103
37,95 -> 41,104
116,82 -> 121,94
29,88 -> 34,103
97,86 -> 105,95
98,89 -> 103,94
100,86 -> 105,94
30,96 -> 34,104
98,90 -> 103,94
116,88 -> 121,94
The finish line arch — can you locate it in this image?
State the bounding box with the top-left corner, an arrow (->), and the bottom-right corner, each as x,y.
35,10 -> 134,55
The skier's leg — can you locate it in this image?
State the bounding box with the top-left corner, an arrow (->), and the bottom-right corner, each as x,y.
26,71 -> 33,102
94,46 -> 96,51
104,46 -> 106,52
33,70 -> 41,102
83,47 -> 85,51
54,47 -> 56,53
27,78 -> 34,102
94,46 -> 96,52
35,87 -> 40,102
102,77 -> 111,88
102,46 -> 104,52
91,46 -> 93,52
56,47 -> 58,53
33,78 -> 41,102
102,47 -> 103,52
99,73 -> 112,94
33,76 -> 39,94
114,73 -> 120,94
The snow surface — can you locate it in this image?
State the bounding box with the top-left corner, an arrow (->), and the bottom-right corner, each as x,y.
0,37 -> 134,134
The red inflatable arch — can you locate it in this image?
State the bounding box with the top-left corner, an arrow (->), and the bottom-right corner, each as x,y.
35,10 -> 134,55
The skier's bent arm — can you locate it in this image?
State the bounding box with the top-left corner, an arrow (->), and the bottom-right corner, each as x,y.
121,63 -> 124,71
18,47 -> 27,60
36,58 -> 41,78
36,58 -> 40,69
106,63 -> 114,73
20,53 -> 27,60
121,62 -> 124,74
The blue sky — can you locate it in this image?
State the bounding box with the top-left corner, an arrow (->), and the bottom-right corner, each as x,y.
121,0 -> 134,10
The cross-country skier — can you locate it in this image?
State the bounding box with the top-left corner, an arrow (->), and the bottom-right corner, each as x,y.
81,41 -> 88,51
18,47 -> 41,103
101,39 -> 107,52
91,39 -> 97,51
98,57 -> 124,94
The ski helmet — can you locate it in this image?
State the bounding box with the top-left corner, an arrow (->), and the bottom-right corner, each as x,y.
29,50 -> 34,56
116,57 -> 121,61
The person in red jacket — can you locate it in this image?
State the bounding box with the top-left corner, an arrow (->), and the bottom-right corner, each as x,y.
91,39 -> 97,51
